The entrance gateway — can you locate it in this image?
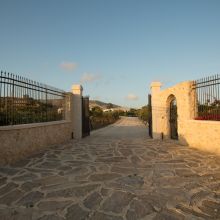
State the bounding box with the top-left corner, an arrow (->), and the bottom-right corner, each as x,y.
169,97 -> 178,139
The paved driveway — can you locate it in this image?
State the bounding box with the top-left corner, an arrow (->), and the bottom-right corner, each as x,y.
0,117 -> 220,220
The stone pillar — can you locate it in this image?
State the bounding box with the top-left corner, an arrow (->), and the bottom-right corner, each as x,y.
64,92 -> 72,121
65,92 -> 74,138
72,85 -> 83,139
151,82 -> 162,139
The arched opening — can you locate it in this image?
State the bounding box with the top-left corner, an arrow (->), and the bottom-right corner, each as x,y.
169,96 -> 178,139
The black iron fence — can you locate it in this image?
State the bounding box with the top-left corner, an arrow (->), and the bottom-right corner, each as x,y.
148,94 -> 152,137
0,71 -> 66,126
193,74 -> 220,121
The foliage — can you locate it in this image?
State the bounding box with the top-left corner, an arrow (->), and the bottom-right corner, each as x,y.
124,108 -> 138,117
195,115 -> 220,121
138,105 -> 149,122
90,106 -> 103,117
196,99 -> 220,121
90,106 -> 120,130
0,97 -> 63,126
106,103 -> 114,109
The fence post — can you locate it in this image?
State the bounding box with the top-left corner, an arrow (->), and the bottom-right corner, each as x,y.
72,84 -> 83,139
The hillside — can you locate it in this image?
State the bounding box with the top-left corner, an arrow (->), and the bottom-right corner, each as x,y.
89,100 -> 130,112
89,100 -> 120,109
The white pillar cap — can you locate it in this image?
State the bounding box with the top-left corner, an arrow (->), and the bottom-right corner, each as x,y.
150,81 -> 162,88
72,84 -> 83,91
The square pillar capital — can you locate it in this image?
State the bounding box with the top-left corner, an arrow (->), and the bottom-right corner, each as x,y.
72,85 -> 83,95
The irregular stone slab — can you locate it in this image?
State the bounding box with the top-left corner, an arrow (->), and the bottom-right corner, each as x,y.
21,181 -> 41,192
47,184 -> 100,198
101,190 -> 135,213
57,165 -> 72,171
130,155 -> 143,164
0,208 -> 35,220
25,168 -> 54,173
76,154 -> 91,160
83,191 -> 102,209
41,180 -> 87,191
119,149 -> 133,157
38,200 -> 71,211
66,161 -> 89,166
157,170 -> 175,177
0,167 -> 19,175
36,175 -> 68,186
61,167 -> 88,176
190,190 -> 211,206
0,182 -> 18,196
38,214 -> 65,220
199,200 -> 220,218
154,176 -> 187,188
12,173 -> 38,182
0,177 -> 7,187
126,198 -> 154,219
100,188 -> 110,196
139,194 -> 168,211
11,159 -> 30,167
154,209 -> 185,220
116,174 -> 144,188
95,156 -> 126,163
89,173 -> 121,181
90,211 -> 123,220
37,161 -> 61,169
0,189 -> 23,205
111,166 -> 136,174
17,191 -> 44,207
65,204 -> 89,220
176,204 -> 211,219
175,169 -> 197,177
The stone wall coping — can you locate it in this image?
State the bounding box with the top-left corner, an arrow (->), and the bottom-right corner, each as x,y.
72,84 -> 83,91
150,81 -> 162,87
188,119 -> 220,125
0,120 -> 71,131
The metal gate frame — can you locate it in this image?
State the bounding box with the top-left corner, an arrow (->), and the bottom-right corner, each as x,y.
148,94 -> 152,138
169,98 -> 178,140
82,96 -> 90,137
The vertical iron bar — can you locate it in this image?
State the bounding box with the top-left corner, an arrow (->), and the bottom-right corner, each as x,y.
45,87 -> 48,121
0,71 -> 1,126
12,74 -> 14,125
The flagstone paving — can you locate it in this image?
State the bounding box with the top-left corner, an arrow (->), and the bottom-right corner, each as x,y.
0,117 -> 220,219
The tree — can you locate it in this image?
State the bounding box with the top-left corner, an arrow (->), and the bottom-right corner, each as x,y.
106,103 -> 114,109
127,108 -> 138,117
138,106 -> 149,122
91,106 -> 103,117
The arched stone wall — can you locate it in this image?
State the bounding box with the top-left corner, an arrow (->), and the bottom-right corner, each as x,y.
151,81 -> 192,140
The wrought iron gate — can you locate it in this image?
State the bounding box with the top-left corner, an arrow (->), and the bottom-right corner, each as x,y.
82,96 -> 90,137
148,94 -> 152,138
170,98 -> 178,139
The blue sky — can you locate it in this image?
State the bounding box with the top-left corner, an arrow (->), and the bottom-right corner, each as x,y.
0,0 -> 220,108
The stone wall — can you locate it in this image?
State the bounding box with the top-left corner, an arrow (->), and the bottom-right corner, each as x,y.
0,121 -> 72,164
151,81 -> 220,154
180,120 -> 220,154
0,85 -> 85,165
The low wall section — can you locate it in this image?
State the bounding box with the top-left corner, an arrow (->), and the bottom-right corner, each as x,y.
179,119 -> 220,154
0,121 -> 72,164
